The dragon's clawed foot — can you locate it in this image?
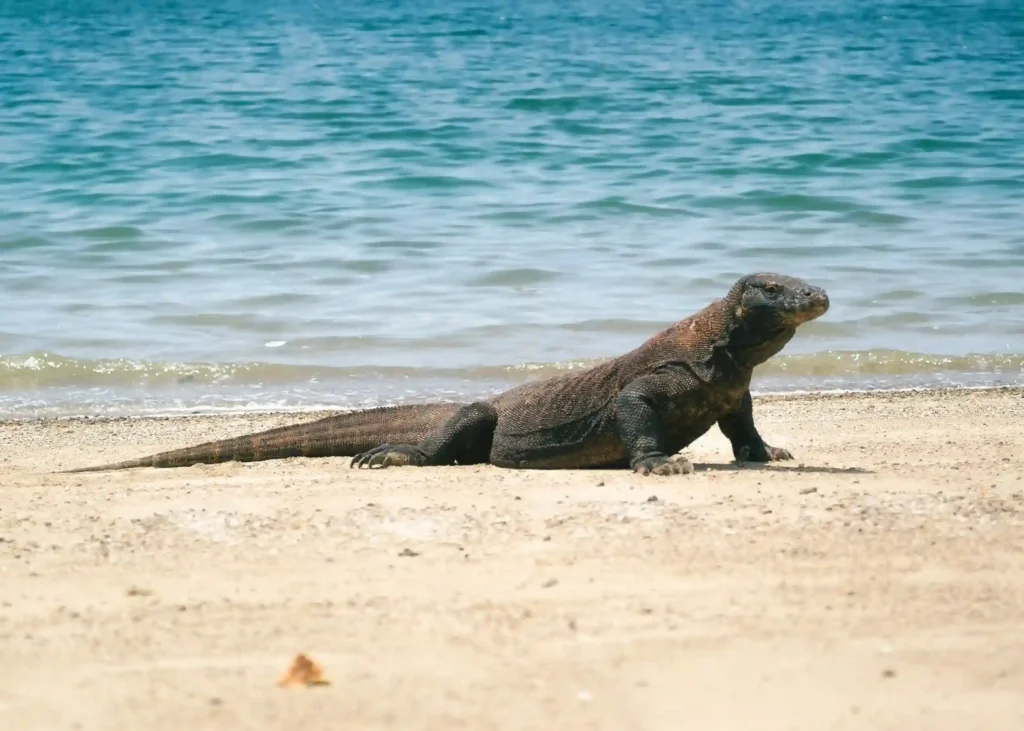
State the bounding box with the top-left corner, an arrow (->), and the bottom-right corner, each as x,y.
736,444 -> 793,463
350,444 -> 429,469
632,454 -> 695,477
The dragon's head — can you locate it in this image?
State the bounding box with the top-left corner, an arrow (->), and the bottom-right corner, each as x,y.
732,272 -> 830,329
721,273 -> 830,366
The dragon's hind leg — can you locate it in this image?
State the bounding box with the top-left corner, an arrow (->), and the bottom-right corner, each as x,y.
351,402 -> 497,469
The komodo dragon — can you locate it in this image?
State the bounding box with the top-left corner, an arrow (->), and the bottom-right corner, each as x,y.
64,272 -> 829,476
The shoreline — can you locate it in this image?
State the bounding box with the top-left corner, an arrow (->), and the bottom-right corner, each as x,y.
2,350 -> 1022,423
2,386 -> 1023,729
2,382 -> 1020,425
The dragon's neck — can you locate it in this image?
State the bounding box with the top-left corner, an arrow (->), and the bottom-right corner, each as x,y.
725,318 -> 795,368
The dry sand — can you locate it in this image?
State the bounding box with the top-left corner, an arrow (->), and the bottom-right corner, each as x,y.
1,386 -> 1023,730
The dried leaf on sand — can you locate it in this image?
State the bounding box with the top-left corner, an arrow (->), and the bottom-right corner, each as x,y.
277,653 -> 330,688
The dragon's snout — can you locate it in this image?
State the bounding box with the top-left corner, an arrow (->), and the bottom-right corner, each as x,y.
786,284 -> 830,325
805,286 -> 829,315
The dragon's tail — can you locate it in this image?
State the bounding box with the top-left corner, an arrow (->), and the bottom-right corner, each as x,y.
60,402 -> 465,473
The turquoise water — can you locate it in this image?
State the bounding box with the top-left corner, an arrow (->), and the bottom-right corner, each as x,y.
2,0 -> 1023,417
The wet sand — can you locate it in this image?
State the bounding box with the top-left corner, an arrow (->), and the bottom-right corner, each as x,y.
2,387 -> 1023,730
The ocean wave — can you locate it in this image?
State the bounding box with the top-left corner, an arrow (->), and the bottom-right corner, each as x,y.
1,350 -> 1020,391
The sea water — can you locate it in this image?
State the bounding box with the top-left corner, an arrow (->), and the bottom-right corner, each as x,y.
2,0 -> 1022,417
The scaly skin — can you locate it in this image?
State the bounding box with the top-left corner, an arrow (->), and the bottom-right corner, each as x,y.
63,273 -> 829,476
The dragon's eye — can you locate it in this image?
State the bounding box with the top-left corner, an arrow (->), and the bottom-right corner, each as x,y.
763,283 -> 780,295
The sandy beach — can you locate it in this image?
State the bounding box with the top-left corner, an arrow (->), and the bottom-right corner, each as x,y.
1,386 -> 1023,730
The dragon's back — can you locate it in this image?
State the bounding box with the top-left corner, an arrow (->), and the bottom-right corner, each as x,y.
485,296 -> 729,450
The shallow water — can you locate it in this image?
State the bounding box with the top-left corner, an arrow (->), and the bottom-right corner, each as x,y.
2,0 -> 1023,417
